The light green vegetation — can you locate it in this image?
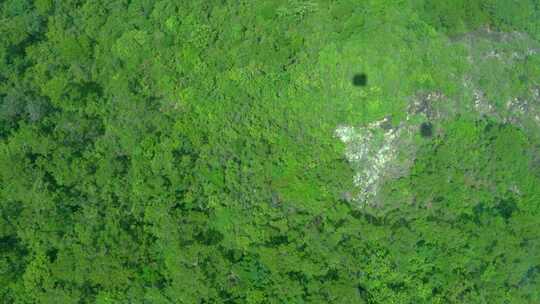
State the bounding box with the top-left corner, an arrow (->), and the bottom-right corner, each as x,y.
1,1 -> 540,303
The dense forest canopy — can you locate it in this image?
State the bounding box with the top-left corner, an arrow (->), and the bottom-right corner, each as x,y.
1,0 -> 540,303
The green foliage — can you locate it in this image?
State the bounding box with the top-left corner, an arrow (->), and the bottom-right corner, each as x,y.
1,0 -> 539,303
418,0 -> 540,38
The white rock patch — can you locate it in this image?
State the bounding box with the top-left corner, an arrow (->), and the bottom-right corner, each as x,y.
335,117 -> 412,205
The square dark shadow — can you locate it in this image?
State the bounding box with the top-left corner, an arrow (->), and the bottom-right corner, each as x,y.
352,73 -> 367,87
420,122 -> 433,138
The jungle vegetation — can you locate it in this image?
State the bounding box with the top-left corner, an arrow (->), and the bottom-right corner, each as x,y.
1,1 -> 540,303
